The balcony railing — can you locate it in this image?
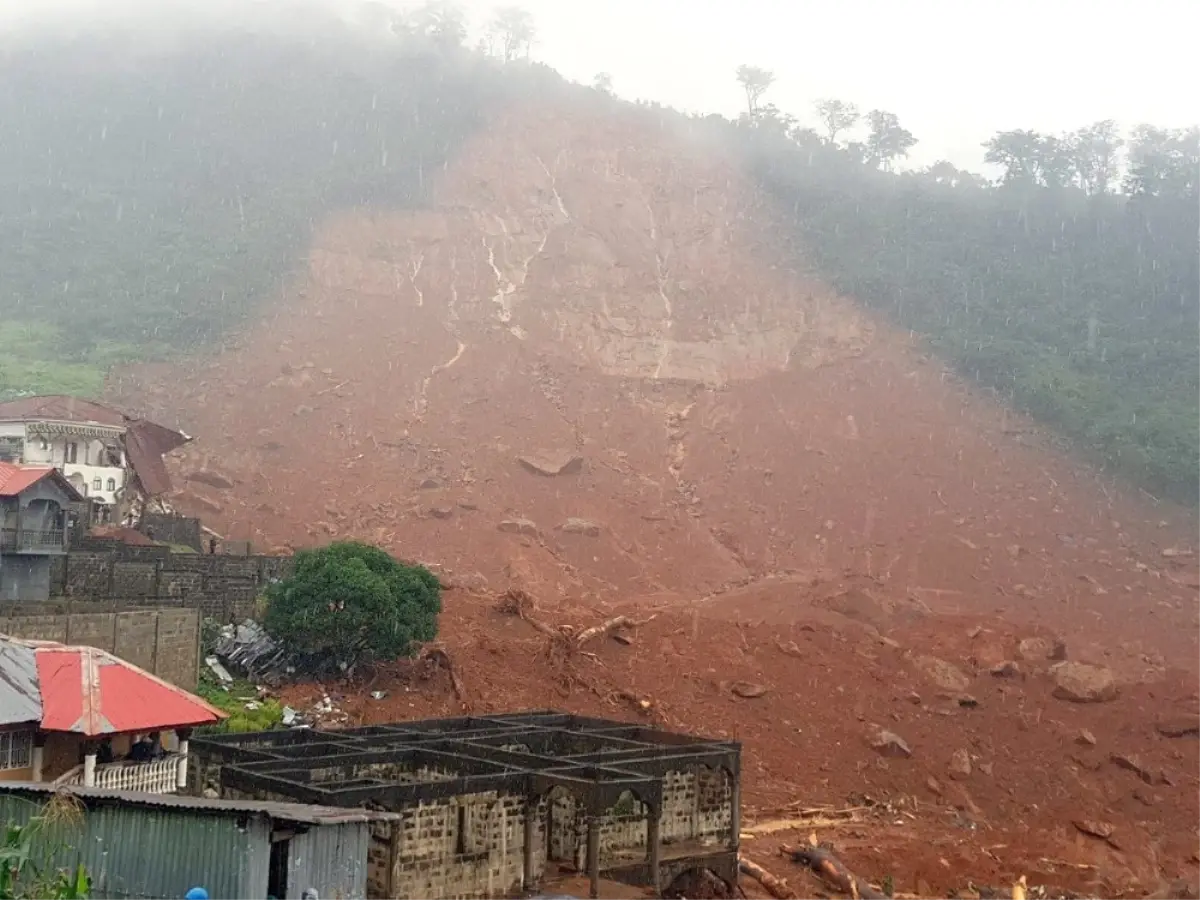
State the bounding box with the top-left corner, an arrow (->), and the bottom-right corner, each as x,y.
55,754 -> 181,794
0,527 -> 65,552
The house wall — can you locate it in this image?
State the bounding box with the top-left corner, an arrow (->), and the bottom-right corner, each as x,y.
0,555 -> 52,602
374,790 -> 546,900
0,789 -> 274,900
17,427 -> 125,505
0,607 -> 200,689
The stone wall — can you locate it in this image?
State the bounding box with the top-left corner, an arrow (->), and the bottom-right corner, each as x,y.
0,607 -> 200,689
42,545 -> 294,623
375,790 -> 545,900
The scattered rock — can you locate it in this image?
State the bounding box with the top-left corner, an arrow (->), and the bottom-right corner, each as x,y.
948,749 -> 972,780
1166,879 -> 1199,900
913,655 -> 971,693
1076,729 -> 1097,746
1156,715 -> 1200,738
185,469 -> 234,490
869,729 -> 912,759
419,477 -> 442,490
1110,752 -> 1154,784
456,499 -> 479,510
1073,819 -> 1119,848
293,404 -> 314,417
176,491 -> 223,515
558,517 -> 602,537
441,570 -> 488,592
966,625 -> 983,639
428,506 -> 454,519
989,660 -> 1022,679
730,681 -> 769,699
1051,662 -> 1118,703
1016,635 -> 1067,662
926,776 -> 943,796
517,452 -> 584,477
977,761 -> 993,777
498,518 -> 540,537
956,694 -> 979,708
1160,547 -> 1193,559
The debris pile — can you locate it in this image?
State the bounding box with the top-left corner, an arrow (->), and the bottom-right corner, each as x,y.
212,620 -> 294,685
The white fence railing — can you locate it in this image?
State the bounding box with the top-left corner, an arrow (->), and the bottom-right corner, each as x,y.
56,754 -> 180,794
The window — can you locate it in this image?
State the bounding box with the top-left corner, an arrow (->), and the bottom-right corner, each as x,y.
64,442 -> 78,464
0,730 -> 33,771
92,477 -> 102,492
106,478 -> 117,492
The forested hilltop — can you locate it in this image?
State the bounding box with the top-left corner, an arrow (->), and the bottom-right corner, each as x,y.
725,73 -> 1198,501
0,2 -> 1195,501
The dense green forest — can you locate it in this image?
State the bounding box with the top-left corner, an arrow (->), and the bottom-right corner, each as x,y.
0,2 -> 1195,501
724,78 -> 1197,501
0,5 -> 506,394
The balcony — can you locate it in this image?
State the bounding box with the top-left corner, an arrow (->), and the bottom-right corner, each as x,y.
0,527 -> 66,553
56,754 -> 183,794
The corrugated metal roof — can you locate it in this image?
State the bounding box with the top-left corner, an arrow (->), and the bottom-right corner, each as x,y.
0,786 -> 270,900
0,635 -> 225,736
0,640 -> 42,726
124,419 -> 191,497
0,783 -> 399,825
39,641 -> 226,735
0,395 -> 128,427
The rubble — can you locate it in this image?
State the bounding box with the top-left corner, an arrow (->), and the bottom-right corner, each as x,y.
213,619 -> 294,686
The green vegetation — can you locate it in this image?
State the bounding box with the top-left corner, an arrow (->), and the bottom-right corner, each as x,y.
195,678 -> 286,734
727,80 -> 1198,502
264,541 -> 440,674
0,3 -> 1194,502
0,797 -> 91,900
0,5 -> 502,399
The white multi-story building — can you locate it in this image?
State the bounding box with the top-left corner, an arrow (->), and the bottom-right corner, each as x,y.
0,395 -> 189,515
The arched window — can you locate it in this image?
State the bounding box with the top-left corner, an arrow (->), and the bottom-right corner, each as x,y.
106,478 -> 117,492
92,477 -> 102,492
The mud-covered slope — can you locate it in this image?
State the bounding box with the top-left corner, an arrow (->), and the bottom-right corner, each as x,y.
113,96 -> 1196,664
111,92 -> 1200,897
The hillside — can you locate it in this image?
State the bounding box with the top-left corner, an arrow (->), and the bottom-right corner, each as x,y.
107,91 -> 1200,896
3,8 -> 1198,895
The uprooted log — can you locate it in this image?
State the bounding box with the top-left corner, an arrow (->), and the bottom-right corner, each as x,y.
418,645 -> 465,703
781,844 -> 886,899
738,856 -> 795,899
496,589 -> 655,649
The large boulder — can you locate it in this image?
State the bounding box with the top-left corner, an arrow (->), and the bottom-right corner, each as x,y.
498,518 -> 540,537
517,452 -> 584,477
558,518 -> 601,537
912,655 -> 971,693
1051,662 -> 1119,703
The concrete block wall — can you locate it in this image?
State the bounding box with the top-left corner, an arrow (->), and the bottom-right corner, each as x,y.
43,546 -> 295,624
376,790 -> 547,900
0,608 -> 200,689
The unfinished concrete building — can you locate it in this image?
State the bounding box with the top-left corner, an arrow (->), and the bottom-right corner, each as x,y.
190,711 -> 741,899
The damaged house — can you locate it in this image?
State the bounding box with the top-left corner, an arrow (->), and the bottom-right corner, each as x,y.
191,711 -> 742,900
0,395 -> 189,523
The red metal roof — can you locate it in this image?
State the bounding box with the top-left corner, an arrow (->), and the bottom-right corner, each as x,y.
0,395 -> 127,427
0,462 -> 85,500
19,640 -> 226,736
0,462 -> 56,497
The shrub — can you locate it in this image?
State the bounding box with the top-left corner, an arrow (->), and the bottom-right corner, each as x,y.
263,541 -> 440,673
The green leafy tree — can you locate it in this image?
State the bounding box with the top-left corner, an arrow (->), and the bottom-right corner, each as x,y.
735,64 -> 775,118
1124,124 -> 1199,197
814,98 -> 860,145
486,6 -> 536,62
1069,120 -> 1123,194
864,110 -> 916,170
264,541 -> 441,672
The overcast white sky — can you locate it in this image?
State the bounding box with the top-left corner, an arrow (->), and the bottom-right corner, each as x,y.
2,0 -> 1196,169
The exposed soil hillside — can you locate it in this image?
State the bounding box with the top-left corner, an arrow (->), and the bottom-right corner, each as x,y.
110,95 -> 1199,898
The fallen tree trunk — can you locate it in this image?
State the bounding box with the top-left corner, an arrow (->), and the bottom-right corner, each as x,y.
419,645 -> 465,703
739,856 -> 795,899
574,615 -> 636,647
781,845 -> 886,899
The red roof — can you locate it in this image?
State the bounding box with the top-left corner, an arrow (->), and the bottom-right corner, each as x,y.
0,462 -> 85,501
12,639 -> 226,736
0,395 -> 127,427
0,462 -> 58,498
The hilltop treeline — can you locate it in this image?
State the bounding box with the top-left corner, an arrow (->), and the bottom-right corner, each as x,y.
0,2 -> 1195,501
725,91 -> 1197,501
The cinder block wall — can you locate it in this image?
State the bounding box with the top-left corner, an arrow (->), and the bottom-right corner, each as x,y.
0,608 -> 200,688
